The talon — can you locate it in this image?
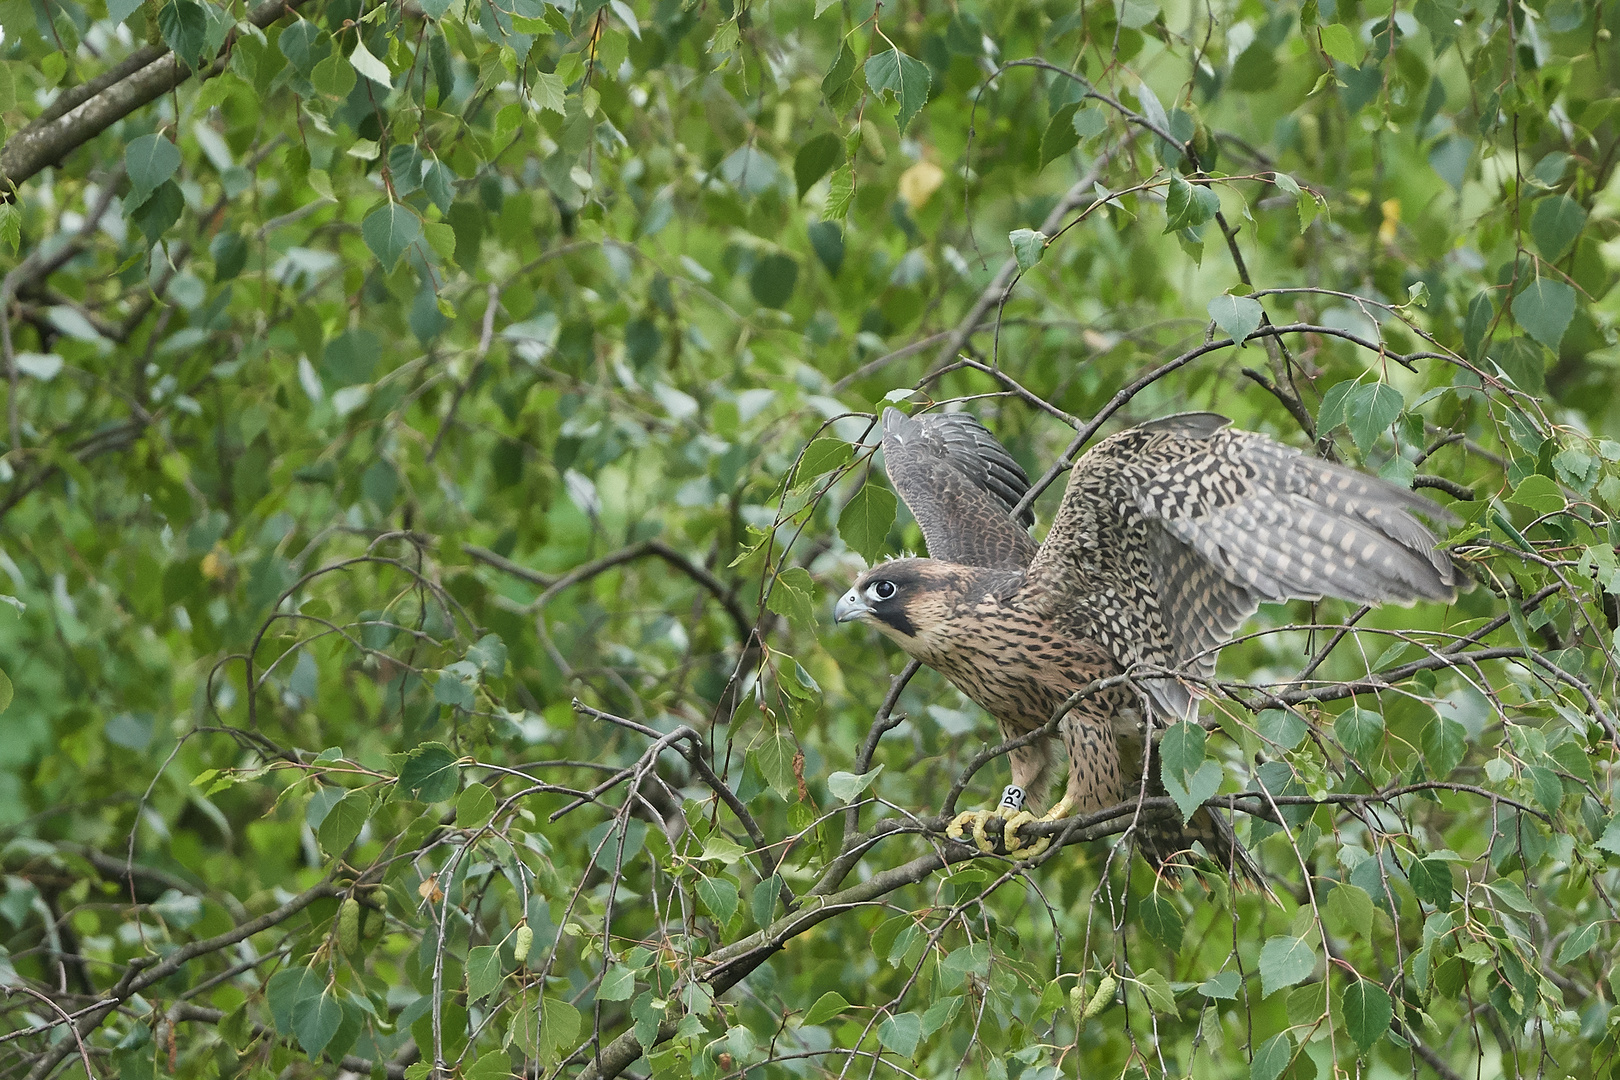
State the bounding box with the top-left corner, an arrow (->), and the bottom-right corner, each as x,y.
1003,809 -> 1048,858
971,812 -> 996,855
1006,796 -> 1076,860
950,810 -> 999,855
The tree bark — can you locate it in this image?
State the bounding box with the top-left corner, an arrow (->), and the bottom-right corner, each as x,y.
0,0 -> 311,197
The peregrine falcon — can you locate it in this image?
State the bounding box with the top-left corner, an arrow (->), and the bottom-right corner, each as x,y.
834,407 -> 1458,872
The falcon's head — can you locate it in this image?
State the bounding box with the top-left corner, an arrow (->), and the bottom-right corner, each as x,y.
833,559 -> 935,641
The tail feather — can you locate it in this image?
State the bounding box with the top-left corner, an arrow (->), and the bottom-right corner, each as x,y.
1138,804 -> 1265,889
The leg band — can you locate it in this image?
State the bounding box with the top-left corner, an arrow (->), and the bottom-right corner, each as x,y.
999,785 -> 1026,812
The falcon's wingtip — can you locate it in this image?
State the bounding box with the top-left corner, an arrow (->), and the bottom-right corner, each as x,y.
880,406 -> 913,435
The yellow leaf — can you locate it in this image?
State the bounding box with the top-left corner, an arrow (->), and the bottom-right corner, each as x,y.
1378,198 -> 1400,243
898,160 -> 944,209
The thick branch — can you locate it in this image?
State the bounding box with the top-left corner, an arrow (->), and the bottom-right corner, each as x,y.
0,0 -> 312,196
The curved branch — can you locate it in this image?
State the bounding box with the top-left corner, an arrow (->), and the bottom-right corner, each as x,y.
475,537 -> 755,645
0,0 -> 312,196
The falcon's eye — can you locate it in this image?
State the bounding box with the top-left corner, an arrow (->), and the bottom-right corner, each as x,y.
869,580 -> 897,601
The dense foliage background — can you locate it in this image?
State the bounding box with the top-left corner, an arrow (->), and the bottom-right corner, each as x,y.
2,0 -> 1620,1077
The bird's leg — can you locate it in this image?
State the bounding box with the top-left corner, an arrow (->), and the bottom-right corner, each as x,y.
949,786 -> 1025,855
948,788 -> 1074,858
1000,795 -> 1075,859
948,736 -> 1057,856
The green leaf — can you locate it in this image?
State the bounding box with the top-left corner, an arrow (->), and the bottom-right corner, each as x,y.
349,39 -> 392,87
1421,717 -> 1467,777
130,179 -> 184,243
0,669 -> 11,715
541,996 -> 579,1056
1318,22 -> 1360,64
1257,709 -> 1307,750
1509,474 -> 1564,514
821,43 -> 857,108
794,132 -> 844,197
942,941 -> 990,981
1009,228 -> 1047,270
749,253 -> 798,308
1199,970 -> 1240,999
1159,720 -> 1206,779
311,50 -> 356,99
465,1054 -> 512,1080
765,565 -> 817,628
752,732 -> 797,800
267,966 -> 321,1035
399,742 -> 460,802
752,875 -> 780,928
1556,921 -> 1601,964
1526,764 -> 1564,814
1530,195 -> 1586,261
532,71 -> 566,114
1135,968 -> 1178,1011
1258,935 -> 1316,996
808,220 -> 845,273
1229,43 -> 1279,92
863,49 -> 932,132
1512,278 -> 1575,352
922,994 -> 963,1034
362,203 -> 423,271
1324,883 -> 1373,939
876,1012 -> 923,1057
1406,858 -> 1453,906
1491,337 -> 1548,393
159,0 -> 209,68
1250,1032 -> 1293,1080
598,963 -> 637,1001
0,206 -> 19,255
1463,291 -> 1495,360
1117,0 -> 1160,27
1428,135 -> 1472,190
797,438 -> 852,485
1137,892 -> 1184,952
1040,103 -> 1081,169
317,790 -> 370,853
1159,721 -> 1220,822
456,782 -> 496,830
291,988 -> 343,1056
125,134 -> 181,205
700,834 -> 748,864
823,166 -> 855,221
1163,174 -> 1219,232
467,945 -> 503,1002
695,877 -> 739,924
1485,879 -> 1535,914
1595,816 -> 1620,854
1342,978 -> 1392,1053
838,483 -> 897,564
1334,705 -> 1384,765
826,765 -> 882,802
1208,294 -> 1264,346
1073,105 -> 1108,138
1343,382 -> 1404,451
801,991 -> 851,1026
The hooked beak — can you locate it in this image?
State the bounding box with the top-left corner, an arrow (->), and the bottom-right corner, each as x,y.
833,588 -> 872,624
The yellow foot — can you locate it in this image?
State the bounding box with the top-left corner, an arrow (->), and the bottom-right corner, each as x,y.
948,791 -> 1076,859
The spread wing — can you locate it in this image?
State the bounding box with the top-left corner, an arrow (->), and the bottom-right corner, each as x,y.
1136,415 -> 1459,605
879,407 -> 1039,569
1026,411 -> 1458,716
